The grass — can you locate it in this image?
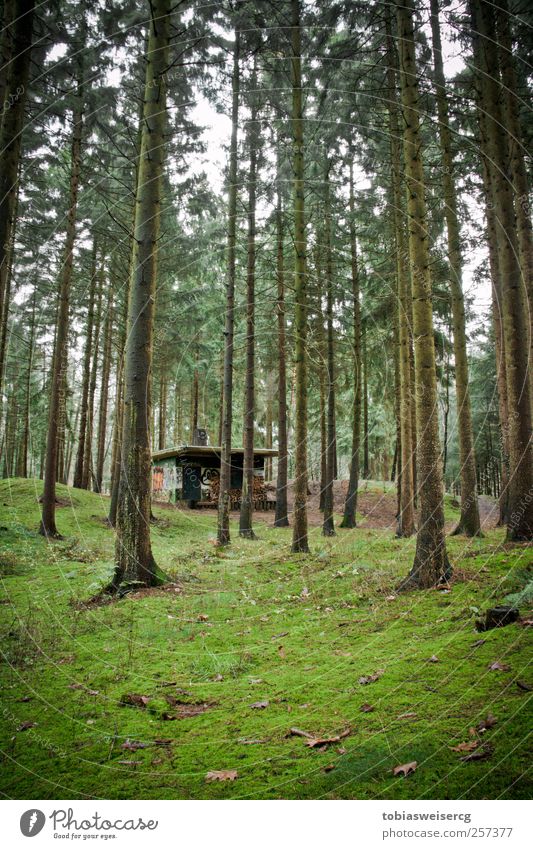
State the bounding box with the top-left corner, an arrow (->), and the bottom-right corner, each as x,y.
0,477 -> 531,800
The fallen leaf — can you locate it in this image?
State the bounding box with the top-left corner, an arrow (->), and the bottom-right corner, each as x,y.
271,631 -> 289,640
68,682 -> 84,690
197,614 -> 209,622
18,696 -> 32,703
393,761 -> 417,777
460,744 -> 493,762
471,639 -> 486,648
360,703 -> 375,713
17,721 -> 37,731
212,674 -> 223,682
121,740 -> 149,751
86,689 -> 99,696
488,661 -> 511,672
153,738 -> 173,747
450,741 -> 478,752
477,713 -> 497,732
118,760 -> 142,767
519,618 -> 533,626
304,728 -> 351,748
516,680 -> 532,692
359,669 -> 384,685
323,763 -> 335,772
237,738 -> 265,745
57,655 -> 75,664
278,645 -> 286,659
120,693 -> 150,708
337,746 -> 346,755
397,712 -> 417,720
428,655 -> 439,663
250,700 -> 269,710
205,769 -> 238,782
151,758 -> 163,765
386,595 -> 396,601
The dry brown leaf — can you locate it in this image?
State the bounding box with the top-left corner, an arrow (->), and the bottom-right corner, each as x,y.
197,614 -> 209,622
323,763 -> 336,772
516,680 -> 532,692
360,703 -> 375,713
250,700 -> 269,710
519,618 -> 533,627
205,769 -> 238,782
121,740 -> 149,751
428,655 -> 439,663
477,713 -> 497,732
393,761 -> 417,777
278,645 -> 286,659
460,744 -> 493,762
397,712 -> 417,720
471,639 -> 486,648
118,760 -> 142,766
488,661 -> 511,672
450,741 -> 478,753
359,669 -> 384,685
120,693 -> 150,708
212,673 -> 223,682
337,746 -> 346,755
17,721 -> 37,731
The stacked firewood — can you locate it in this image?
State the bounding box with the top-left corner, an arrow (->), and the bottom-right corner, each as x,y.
208,474 -> 266,503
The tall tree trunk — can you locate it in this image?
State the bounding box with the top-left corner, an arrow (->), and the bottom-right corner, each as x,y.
239,60 -> 258,540
290,0 -> 309,553
362,323 -> 369,478
40,52 -> 84,538
396,0 -> 451,588
274,159 -> 290,525
217,28 -> 240,545
94,286 -> 113,492
239,59 -> 260,536
430,0 -> 481,536
471,0 -> 533,540
341,160 -> 362,528
110,0 -> 171,589
322,164 -> 336,537
20,288 -> 36,478
495,0 -> 533,409
386,15 -> 415,537
158,368 -> 167,450
0,0 -> 34,401
83,259 -> 103,489
73,241 -> 97,488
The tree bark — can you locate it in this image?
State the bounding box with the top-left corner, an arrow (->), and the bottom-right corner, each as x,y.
290,0 -> 309,553
94,284 -> 113,492
396,0 -> 451,588
341,160 -> 362,528
217,27 -> 240,545
239,59 -> 258,539
110,0 -> 171,588
73,241 -> 98,488
386,15 -> 415,537
471,0 -> 533,540
430,0 -> 481,536
322,164 -> 336,537
83,257 -> 103,489
0,0 -> 34,401
274,153 -> 289,526
40,51 -> 84,538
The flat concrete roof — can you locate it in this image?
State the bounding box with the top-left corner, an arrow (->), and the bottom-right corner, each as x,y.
152,445 -> 278,463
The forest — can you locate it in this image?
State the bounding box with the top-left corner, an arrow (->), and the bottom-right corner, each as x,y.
0,0 -> 532,803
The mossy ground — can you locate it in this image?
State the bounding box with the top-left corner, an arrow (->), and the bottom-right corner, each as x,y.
0,478 -> 531,800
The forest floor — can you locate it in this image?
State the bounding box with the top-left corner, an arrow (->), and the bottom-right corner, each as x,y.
0,477 -> 531,800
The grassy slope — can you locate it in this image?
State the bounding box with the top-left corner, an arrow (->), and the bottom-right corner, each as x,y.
0,478 -> 531,800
